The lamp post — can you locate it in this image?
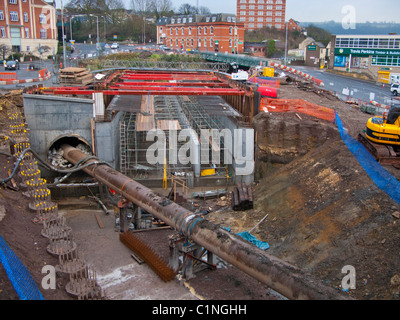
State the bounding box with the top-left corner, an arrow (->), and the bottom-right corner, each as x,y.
89,14 -> 99,51
61,0 -> 66,68
284,21 -> 288,65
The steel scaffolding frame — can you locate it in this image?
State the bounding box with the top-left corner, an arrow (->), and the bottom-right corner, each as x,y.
100,60 -> 230,73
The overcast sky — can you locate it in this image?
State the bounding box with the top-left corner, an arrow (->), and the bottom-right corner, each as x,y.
57,0 -> 400,23
149,0 -> 400,23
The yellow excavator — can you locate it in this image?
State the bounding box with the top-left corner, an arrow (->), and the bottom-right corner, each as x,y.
358,107 -> 400,167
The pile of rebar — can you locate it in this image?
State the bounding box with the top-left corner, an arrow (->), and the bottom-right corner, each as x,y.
120,231 -> 176,282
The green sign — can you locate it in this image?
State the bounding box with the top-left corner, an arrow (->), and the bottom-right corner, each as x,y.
335,48 -> 400,56
307,45 -> 317,51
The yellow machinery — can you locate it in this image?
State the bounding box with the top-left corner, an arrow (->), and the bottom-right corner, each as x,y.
365,108 -> 400,146
358,107 -> 400,167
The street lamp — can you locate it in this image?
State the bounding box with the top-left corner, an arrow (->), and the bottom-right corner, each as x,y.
89,14 -> 99,51
284,21 -> 288,65
61,0 -> 66,68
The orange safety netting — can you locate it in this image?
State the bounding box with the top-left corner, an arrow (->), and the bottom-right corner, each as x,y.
260,98 -> 336,122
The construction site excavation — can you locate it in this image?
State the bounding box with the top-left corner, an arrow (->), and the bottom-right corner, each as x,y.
1,64 -> 400,304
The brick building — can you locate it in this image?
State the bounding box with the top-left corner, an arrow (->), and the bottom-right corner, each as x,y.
237,0 -> 286,31
287,18 -> 301,32
0,0 -> 58,58
156,14 -> 245,54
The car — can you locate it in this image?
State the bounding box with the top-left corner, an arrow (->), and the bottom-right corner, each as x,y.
391,83 -> 400,96
111,43 -> 119,49
5,60 -> 19,70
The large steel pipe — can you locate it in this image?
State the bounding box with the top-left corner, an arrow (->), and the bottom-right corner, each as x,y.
61,144 -> 349,300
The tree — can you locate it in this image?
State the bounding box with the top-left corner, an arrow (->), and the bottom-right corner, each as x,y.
130,0 -> 151,14
198,6 -> 211,14
0,44 -> 10,60
149,0 -> 173,20
177,3 -> 198,15
265,39 -> 276,58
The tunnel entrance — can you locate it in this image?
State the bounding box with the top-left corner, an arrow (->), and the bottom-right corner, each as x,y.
47,135 -> 93,169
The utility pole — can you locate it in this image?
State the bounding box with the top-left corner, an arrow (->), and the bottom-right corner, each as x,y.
61,0 -> 66,69
284,21 -> 288,65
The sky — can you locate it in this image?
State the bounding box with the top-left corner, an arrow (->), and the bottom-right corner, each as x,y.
56,0 -> 400,23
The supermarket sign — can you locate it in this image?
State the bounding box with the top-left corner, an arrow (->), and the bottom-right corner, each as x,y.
335,48 -> 400,56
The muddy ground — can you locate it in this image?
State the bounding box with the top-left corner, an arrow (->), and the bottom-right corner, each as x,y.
1,79 -> 400,300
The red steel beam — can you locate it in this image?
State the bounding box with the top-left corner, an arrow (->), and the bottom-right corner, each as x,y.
119,75 -> 221,81
114,82 -> 230,88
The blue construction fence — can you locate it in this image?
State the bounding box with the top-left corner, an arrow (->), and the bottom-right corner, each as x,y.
336,113 -> 400,206
0,235 -> 44,300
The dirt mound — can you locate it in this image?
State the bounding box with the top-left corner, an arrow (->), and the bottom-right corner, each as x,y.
253,134 -> 400,299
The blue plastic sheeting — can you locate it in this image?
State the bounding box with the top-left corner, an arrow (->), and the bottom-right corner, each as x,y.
222,227 -> 270,250
0,235 -> 44,300
237,231 -> 270,250
336,113 -> 400,206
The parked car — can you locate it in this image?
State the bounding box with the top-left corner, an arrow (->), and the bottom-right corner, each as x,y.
391,83 -> 400,96
111,42 -> 119,49
5,60 -> 19,70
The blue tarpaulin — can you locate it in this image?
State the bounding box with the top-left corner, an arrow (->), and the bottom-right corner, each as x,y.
237,231 -> 270,250
222,227 -> 270,250
336,113 -> 400,206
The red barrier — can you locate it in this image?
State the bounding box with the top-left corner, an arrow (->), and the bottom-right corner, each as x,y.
270,62 -> 324,86
257,86 -> 278,98
38,68 -> 47,78
0,72 -> 17,80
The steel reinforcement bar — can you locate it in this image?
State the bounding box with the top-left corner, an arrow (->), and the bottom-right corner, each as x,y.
61,144 -> 350,300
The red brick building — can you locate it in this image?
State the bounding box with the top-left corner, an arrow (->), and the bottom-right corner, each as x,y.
237,0 -> 286,31
287,18 -> 301,32
0,0 -> 58,57
156,14 -> 245,54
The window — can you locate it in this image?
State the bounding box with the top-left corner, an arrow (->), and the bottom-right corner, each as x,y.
24,12 -> 28,22
39,13 -> 46,24
182,27 -> 184,35
229,27 -> 233,35
175,27 -> 178,35
10,11 -> 18,22
25,28 -> 29,38
189,27 -> 192,35
204,26 -> 207,35
198,27 -> 201,35
210,26 -> 214,34
40,29 -> 47,39
372,55 -> 400,67
0,10 -> 3,20
198,39 -> 201,47
210,38 -> 213,47
0,27 -> 6,38
9,0 -> 17,4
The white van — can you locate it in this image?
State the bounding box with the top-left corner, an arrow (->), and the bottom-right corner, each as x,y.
391,83 -> 400,96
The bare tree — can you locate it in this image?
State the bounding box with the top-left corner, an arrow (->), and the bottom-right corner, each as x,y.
130,0 -> 151,14
0,44 -> 10,60
149,0 -> 173,19
177,3 -> 198,15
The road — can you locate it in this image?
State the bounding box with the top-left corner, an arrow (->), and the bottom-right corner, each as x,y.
2,45 -> 400,110
295,66 -> 399,107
